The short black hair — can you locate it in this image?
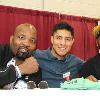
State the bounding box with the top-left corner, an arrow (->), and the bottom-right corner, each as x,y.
52,22 -> 74,37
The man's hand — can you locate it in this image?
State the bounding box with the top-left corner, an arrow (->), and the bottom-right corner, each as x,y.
18,57 -> 39,75
86,75 -> 98,82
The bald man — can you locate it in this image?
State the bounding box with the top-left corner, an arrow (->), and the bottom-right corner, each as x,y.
0,23 -> 41,89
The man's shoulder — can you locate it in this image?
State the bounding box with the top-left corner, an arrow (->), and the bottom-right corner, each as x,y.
84,54 -> 100,64
34,49 -> 48,58
68,54 -> 84,63
0,44 -> 10,53
0,44 -> 13,65
67,55 -> 84,71
36,49 -> 48,54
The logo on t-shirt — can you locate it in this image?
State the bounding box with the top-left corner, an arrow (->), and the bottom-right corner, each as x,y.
63,72 -> 70,81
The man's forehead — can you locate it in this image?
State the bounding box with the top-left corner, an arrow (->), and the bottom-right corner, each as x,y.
54,30 -> 72,37
14,23 -> 37,35
15,31 -> 36,38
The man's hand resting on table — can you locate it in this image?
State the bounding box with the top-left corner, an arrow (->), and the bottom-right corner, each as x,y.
86,75 -> 98,82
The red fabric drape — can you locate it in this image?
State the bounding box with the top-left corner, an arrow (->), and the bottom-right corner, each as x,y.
0,5 -> 60,49
31,11 -> 60,49
0,5 -> 98,60
60,15 -> 97,60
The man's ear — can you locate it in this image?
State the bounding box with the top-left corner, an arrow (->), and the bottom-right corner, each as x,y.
10,35 -> 13,46
51,36 -> 53,44
71,38 -> 74,45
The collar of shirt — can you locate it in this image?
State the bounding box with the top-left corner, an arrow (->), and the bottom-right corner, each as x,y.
47,47 -> 71,62
7,58 -> 16,67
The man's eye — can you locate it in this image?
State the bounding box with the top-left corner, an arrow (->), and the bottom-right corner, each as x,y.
56,36 -> 62,40
66,38 -> 71,41
31,39 -> 36,43
65,38 -> 73,41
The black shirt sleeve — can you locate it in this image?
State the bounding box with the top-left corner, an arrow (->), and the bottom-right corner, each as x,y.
0,65 -> 16,88
0,44 -> 16,88
79,56 -> 97,78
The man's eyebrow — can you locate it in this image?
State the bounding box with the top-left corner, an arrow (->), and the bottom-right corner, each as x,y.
55,35 -> 72,38
31,37 -> 36,39
65,37 -> 72,38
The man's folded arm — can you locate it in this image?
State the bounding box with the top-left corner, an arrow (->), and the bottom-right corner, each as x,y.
0,65 -> 16,88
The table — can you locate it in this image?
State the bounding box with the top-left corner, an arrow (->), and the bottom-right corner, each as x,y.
0,88 -> 99,100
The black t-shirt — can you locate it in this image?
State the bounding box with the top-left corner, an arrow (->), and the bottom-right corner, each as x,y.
79,53 -> 100,80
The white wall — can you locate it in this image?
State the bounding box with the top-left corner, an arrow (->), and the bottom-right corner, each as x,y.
0,0 -> 42,10
0,0 -> 100,18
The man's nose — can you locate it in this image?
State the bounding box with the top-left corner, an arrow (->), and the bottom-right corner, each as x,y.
60,39 -> 66,45
22,39 -> 30,47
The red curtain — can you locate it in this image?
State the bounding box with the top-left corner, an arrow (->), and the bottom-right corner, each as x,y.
0,5 -> 60,49
31,11 -> 60,49
60,14 -> 98,60
0,5 -> 98,60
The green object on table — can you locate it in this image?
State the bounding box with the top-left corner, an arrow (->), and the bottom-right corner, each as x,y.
60,77 -> 100,90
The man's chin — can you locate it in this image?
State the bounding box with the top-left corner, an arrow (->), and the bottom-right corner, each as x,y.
57,53 -> 66,57
15,51 -> 31,60
16,53 -> 27,60
58,52 -> 66,56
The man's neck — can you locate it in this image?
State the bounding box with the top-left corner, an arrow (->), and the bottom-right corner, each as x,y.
51,48 -> 65,60
14,57 -> 24,65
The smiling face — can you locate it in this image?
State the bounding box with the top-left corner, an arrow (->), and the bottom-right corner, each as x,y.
10,23 -> 37,60
51,29 -> 74,60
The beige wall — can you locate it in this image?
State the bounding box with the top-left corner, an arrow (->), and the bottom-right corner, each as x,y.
0,0 -> 100,18
0,0 -> 42,10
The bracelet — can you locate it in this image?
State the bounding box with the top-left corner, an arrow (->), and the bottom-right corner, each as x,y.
14,65 -> 22,78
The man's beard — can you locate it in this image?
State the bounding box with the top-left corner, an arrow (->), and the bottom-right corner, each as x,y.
15,47 -> 32,60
